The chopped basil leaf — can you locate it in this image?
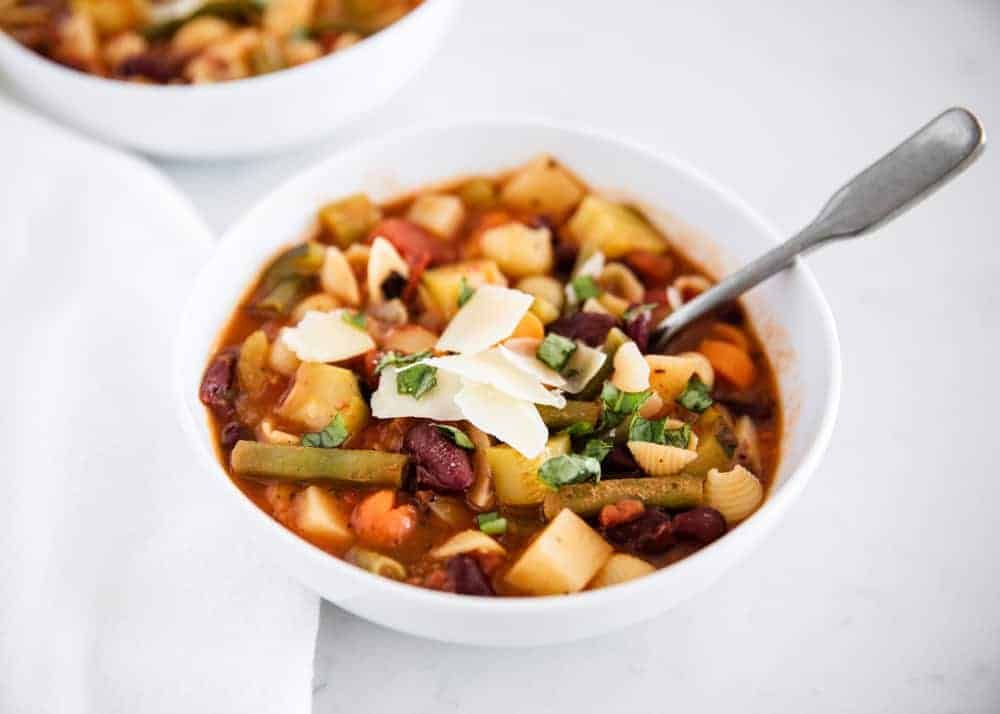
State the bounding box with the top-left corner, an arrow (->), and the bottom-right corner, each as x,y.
432,423 -> 475,450
396,363 -> 437,399
374,349 -> 432,375
458,277 -> 475,307
341,311 -> 367,330
479,517 -> 507,535
628,415 -> 666,444
536,333 -> 577,372
663,423 -> 692,448
599,381 -> 652,428
570,275 -> 601,301
622,302 -> 657,321
582,438 -> 612,462
301,413 -> 349,448
676,374 -> 713,413
565,421 -> 595,437
538,454 -> 602,489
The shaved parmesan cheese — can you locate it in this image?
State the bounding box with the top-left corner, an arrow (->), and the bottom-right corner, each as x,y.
563,341 -> 607,394
498,338 -> 567,388
280,310 -> 374,363
456,381 -> 548,458
370,365 -> 464,420
367,236 -> 409,304
436,284 -> 533,354
425,349 -> 566,408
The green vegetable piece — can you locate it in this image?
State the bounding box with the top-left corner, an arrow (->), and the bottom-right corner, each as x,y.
676,374 -> 714,413
373,349 -> 432,375
142,0 -> 265,40
396,364 -> 437,399
565,421 -> 595,437
628,415 -> 665,444
581,439 -> 612,462
663,423 -> 693,449
536,400 -> 601,430
255,276 -> 311,317
301,414 -> 349,449
347,547 -> 407,580
319,194 -> 382,249
538,454 -> 601,490
259,242 -> 325,295
570,275 -> 601,301
542,475 -> 703,520
230,441 -> 407,487
432,424 -> 474,450
600,382 -> 652,428
457,276 -> 475,307
536,332 -> 577,372
479,517 -> 508,536
475,511 -> 500,527
341,311 -> 366,330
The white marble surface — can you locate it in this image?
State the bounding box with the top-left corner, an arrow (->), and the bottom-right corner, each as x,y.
154,1 -> 1000,711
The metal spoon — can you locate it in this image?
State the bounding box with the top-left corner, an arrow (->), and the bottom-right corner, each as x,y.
651,107 -> 986,351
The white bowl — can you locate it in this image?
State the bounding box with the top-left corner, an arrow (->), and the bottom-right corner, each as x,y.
173,119 -> 841,646
0,0 -> 459,159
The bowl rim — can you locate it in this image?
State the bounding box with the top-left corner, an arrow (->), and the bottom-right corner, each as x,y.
0,0 -> 447,95
172,116 -> 842,614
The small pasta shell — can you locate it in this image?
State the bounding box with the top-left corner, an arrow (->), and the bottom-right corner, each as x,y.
637,391 -> 664,418
598,262 -> 645,304
320,245 -> 361,306
257,418 -> 299,445
705,464 -> 763,525
646,352 -> 715,401
597,292 -> 630,317
367,236 -> 410,304
291,292 -> 339,322
429,529 -> 507,560
589,553 -> 655,589
343,243 -> 371,274
628,440 -> 698,476
669,274 -> 712,307
582,297 -> 611,315
611,341 -> 651,393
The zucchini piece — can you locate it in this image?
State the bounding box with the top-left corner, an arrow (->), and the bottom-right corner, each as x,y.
231,441 -> 408,487
536,400 -> 601,431
318,194 -> 381,249
684,405 -> 737,478
488,433 -> 570,506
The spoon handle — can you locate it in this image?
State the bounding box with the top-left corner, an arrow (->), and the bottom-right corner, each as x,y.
652,107 -> 985,350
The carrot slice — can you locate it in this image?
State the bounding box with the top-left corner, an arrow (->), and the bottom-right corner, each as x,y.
508,311 -> 545,340
709,323 -> 751,352
698,339 -> 756,389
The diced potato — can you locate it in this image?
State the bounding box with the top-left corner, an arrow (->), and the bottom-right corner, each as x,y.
319,194 -> 382,249
480,223 -> 553,279
505,509 -> 613,595
52,10 -> 100,72
237,330 -> 271,399
283,37 -> 322,66
501,157 -> 584,220
421,260 -> 507,318
263,0 -> 316,35
102,31 -> 146,68
268,335 -> 301,376
277,362 -> 369,433
529,297 -> 560,325
406,194 -> 466,240
516,275 -> 564,310
566,195 -> 666,258
597,292 -> 629,318
293,485 -> 354,551
73,0 -> 148,36
488,433 -> 570,506
459,178 -> 496,208
589,554 -> 655,589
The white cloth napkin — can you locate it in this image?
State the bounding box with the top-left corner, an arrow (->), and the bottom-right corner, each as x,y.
0,98 -> 318,714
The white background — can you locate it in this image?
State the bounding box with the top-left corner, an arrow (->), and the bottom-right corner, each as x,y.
156,1 -> 1000,712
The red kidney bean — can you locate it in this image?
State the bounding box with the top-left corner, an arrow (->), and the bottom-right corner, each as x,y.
625,250 -> 674,286
604,509 -> 674,554
199,347 -> 238,416
403,422 -> 474,493
220,421 -> 251,450
671,507 -> 727,545
603,445 -> 640,475
119,49 -> 186,83
446,555 -> 495,596
549,312 -> 617,347
624,306 -> 652,352
554,240 -> 579,273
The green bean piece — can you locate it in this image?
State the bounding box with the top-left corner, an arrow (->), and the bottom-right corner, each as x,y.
230,441 -> 408,487
537,400 -> 601,430
575,327 -> 630,400
542,475 -> 704,520
346,547 -> 407,580
254,276 -> 311,317
143,0 -> 265,40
